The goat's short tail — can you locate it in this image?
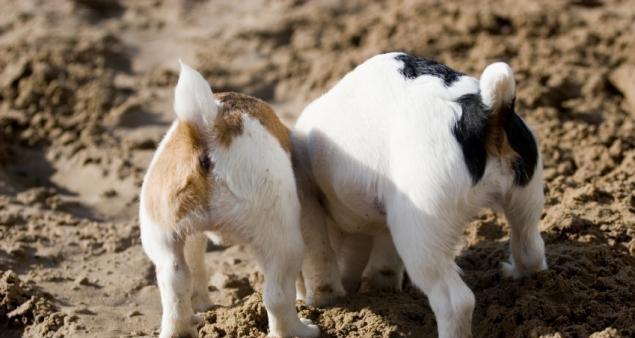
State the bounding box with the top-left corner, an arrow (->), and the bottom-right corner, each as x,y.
479,62 -> 539,186
174,60 -> 218,126
478,62 -> 517,158
479,62 -> 515,112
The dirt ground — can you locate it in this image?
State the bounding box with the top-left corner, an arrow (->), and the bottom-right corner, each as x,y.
0,0 -> 634,337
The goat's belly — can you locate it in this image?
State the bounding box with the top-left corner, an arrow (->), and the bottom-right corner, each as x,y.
321,184 -> 387,235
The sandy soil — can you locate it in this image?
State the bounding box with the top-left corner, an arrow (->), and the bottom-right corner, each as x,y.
0,0 -> 634,337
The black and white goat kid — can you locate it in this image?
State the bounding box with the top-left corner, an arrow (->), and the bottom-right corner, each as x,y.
292,53 -> 547,338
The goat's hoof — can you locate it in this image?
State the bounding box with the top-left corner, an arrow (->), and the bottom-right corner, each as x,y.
267,318 -> 320,338
359,270 -> 402,293
304,283 -> 346,307
160,327 -> 198,338
192,295 -> 214,313
501,258 -> 547,279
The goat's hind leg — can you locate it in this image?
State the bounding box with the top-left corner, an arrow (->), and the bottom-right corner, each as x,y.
184,232 -> 213,312
387,195 -> 474,338
501,172 -> 547,279
253,213 -> 319,338
142,224 -> 198,338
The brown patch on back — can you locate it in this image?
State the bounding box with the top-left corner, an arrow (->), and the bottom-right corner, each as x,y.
144,121 -> 212,230
214,92 -> 291,152
213,105 -> 244,148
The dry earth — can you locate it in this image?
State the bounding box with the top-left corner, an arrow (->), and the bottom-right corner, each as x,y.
0,0 -> 634,337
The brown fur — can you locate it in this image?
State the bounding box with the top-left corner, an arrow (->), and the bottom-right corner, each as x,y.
214,92 -> 291,152
485,124 -> 515,158
144,121 -> 212,230
485,106 -> 516,159
143,93 -> 288,230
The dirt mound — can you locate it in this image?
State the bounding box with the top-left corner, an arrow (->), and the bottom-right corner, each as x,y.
199,243 -> 634,338
0,31 -> 128,159
0,18 -> 146,218
465,242 -> 635,338
0,270 -> 67,338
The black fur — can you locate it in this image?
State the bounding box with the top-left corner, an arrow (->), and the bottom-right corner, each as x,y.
453,94 -> 490,184
453,95 -> 538,186
198,152 -> 213,172
395,53 -> 463,86
502,99 -> 538,186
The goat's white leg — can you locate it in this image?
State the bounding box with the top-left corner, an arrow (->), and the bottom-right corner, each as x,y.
387,195 -> 474,338
261,259 -> 320,338
328,223 -> 371,294
360,231 -> 404,292
502,170 -> 548,279
298,192 -> 345,306
253,217 -> 319,337
295,271 -> 306,301
184,232 -> 213,312
142,225 -> 197,338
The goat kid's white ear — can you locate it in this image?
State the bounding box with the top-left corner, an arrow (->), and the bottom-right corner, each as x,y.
174,60 -> 218,125
479,62 -> 516,110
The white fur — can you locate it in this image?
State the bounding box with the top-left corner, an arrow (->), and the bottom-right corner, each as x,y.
174,60 -> 218,126
480,61 -> 516,109
140,63 -> 319,338
292,53 -> 547,338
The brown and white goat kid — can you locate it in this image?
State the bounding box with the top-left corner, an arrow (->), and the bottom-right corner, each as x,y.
292,53 -> 548,338
139,62 -> 319,338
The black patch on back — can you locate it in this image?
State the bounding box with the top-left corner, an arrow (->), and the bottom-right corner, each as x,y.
501,100 -> 538,186
453,94 -> 490,184
395,53 -> 463,86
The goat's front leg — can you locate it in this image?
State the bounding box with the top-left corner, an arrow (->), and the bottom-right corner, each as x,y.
328,224 -> 372,294
298,191 -> 345,307
360,231 -> 404,292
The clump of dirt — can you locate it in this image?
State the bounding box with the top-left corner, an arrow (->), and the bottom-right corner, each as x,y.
199,293 -> 269,338
0,270 -> 66,337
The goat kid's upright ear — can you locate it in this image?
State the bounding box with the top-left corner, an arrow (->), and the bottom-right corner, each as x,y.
479,62 -> 516,110
174,60 -> 218,126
